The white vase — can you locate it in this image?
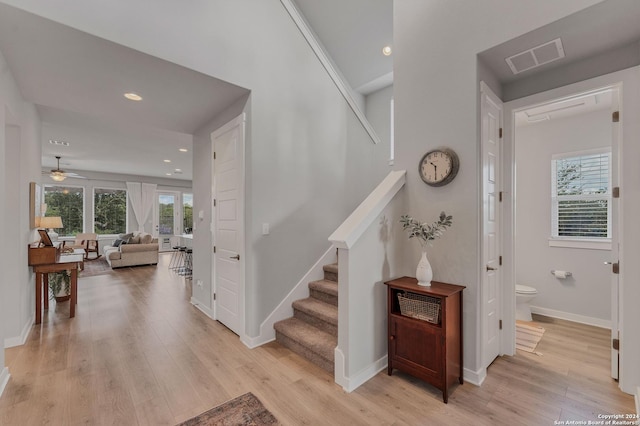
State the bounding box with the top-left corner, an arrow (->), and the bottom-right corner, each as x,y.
416,249 -> 433,286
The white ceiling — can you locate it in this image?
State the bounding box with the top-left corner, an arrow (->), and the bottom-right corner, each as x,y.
0,3 -> 249,181
515,90 -> 612,127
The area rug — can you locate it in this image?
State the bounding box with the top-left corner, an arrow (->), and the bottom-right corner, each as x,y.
79,256 -> 112,278
177,392 -> 279,426
516,320 -> 546,353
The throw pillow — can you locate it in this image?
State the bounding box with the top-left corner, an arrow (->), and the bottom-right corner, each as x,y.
113,239 -> 124,247
140,233 -> 153,244
129,234 -> 141,244
119,232 -> 134,243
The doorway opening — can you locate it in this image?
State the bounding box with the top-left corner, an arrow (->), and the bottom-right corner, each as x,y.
509,84 -> 620,380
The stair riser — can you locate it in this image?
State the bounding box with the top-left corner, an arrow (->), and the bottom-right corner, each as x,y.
323,270 -> 338,282
310,289 -> 338,307
294,309 -> 337,337
275,331 -> 334,373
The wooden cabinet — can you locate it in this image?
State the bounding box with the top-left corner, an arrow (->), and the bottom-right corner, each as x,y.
385,277 -> 465,403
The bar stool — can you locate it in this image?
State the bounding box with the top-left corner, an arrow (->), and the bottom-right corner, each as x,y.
169,245 -> 183,270
172,247 -> 187,272
180,248 -> 193,278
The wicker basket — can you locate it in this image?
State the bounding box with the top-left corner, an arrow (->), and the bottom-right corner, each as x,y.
397,291 -> 441,324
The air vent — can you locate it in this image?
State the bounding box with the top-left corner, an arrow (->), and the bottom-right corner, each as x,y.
506,38 -> 565,75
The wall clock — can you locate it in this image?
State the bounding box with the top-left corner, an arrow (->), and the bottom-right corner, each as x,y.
419,148 -> 460,187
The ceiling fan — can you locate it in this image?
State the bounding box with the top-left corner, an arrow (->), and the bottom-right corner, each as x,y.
43,156 -> 87,181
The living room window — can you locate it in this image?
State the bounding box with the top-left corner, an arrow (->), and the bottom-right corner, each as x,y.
94,188 -> 127,235
183,193 -> 193,234
550,148 -> 611,249
44,185 -> 84,237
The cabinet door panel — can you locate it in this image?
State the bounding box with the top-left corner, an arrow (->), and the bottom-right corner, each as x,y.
391,316 -> 442,377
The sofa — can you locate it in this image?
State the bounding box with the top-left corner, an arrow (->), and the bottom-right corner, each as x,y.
102,232 -> 159,268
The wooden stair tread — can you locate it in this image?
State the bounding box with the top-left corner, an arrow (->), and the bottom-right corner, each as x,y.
292,298 -> 338,326
274,317 -> 336,362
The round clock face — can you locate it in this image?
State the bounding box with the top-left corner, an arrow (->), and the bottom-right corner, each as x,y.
419,149 -> 459,187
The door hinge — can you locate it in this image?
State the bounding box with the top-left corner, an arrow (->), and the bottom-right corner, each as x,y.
499,191 -> 503,202
612,338 -> 620,350
213,199 -> 217,207
612,111 -> 620,123
499,256 -> 503,266
213,152 -> 217,160
499,127 -> 503,138
499,319 -> 503,330
613,262 -> 619,274
613,187 -> 620,199
213,293 -> 216,301
213,246 -> 216,253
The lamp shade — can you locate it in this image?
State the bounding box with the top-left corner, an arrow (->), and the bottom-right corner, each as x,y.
40,216 -> 63,229
50,171 -> 66,182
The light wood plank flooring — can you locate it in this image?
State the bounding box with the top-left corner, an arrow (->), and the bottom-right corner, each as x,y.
1,254 -> 635,425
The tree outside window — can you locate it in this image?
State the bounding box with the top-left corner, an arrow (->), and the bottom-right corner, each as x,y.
44,186 -> 84,237
183,193 -> 193,234
94,188 -> 127,235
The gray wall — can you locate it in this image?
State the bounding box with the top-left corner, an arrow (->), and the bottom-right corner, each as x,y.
516,109 -> 611,323
394,0 -> 603,376
365,84 -> 393,156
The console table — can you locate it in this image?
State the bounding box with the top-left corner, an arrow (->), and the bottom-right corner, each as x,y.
30,250 -> 84,324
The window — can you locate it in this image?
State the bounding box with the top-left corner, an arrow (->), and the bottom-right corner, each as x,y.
44,186 -> 84,237
94,188 -> 127,235
551,149 -> 611,244
183,193 -> 193,234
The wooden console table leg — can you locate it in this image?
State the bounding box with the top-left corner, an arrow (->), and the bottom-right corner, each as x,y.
35,273 -> 42,325
43,273 -> 49,310
70,267 -> 77,318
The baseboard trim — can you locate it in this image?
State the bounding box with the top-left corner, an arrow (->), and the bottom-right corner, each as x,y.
334,347 -> 387,393
4,317 -> 34,348
530,306 -> 611,329
190,297 -> 214,320
463,366 -> 486,387
249,245 -> 336,348
0,367 -> 10,398
635,387 -> 639,417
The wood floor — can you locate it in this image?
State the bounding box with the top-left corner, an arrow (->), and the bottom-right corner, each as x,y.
1,254 -> 635,425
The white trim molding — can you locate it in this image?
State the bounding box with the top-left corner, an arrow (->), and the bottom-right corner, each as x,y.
280,0 -> 381,145
190,297 -> 214,320
334,348 -> 388,393
463,366 -> 487,387
4,317 -> 34,348
531,306 -> 611,329
635,387 -> 639,417
0,367 -> 9,398
329,170 -> 406,249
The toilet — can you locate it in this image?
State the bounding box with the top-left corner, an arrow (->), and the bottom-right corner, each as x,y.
515,284 -> 538,322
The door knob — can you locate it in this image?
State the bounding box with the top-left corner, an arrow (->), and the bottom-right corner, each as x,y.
230,254 -> 240,260
486,265 -> 496,271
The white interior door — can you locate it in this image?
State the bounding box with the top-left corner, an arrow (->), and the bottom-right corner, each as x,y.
609,87 -> 621,380
481,82 -> 503,368
212,114 -> 245,336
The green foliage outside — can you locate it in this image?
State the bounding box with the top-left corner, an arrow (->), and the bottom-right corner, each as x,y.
94,189 -> 127,234
44,187 -> 83,237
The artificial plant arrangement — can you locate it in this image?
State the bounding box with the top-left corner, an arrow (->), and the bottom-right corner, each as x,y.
400,211 -> 453,286
48,270 -> 71,302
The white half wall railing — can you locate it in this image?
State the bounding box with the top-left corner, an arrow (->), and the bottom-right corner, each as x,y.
280,0 -> 381,145
329,170 -> 407,391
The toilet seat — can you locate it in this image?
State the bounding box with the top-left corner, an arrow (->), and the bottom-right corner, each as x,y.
516,284 -> 537,294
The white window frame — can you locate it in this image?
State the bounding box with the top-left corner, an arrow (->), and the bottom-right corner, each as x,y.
549,147 -> 611,250
43,184 -> 86,236
92,186 -> 128,236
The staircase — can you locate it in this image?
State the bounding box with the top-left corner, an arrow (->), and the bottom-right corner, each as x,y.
274,263 -> 338,373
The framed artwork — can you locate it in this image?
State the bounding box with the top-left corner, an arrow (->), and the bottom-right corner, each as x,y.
29,182 -> 43,229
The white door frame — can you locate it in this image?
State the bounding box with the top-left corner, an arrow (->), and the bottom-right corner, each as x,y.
211,112 -> 246,338
154,190 -> 181,251
503,76 -> 623,384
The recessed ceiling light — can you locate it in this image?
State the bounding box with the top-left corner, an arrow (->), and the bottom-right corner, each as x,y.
166,173 -> 172,176
163,159 -> 171,163
49,139 -> 70,146
175,168 -> 182,172
382,46 -> 392,56
124,92 -> 143,101
179,148 -> 188,152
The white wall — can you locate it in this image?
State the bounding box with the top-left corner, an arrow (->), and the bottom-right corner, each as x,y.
516,109 -> 611,324
365,84 -> 393,156
0,47 -> 42,384
394,0 -> 604,376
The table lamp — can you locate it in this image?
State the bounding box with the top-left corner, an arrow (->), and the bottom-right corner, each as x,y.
40,216 -> 63,242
